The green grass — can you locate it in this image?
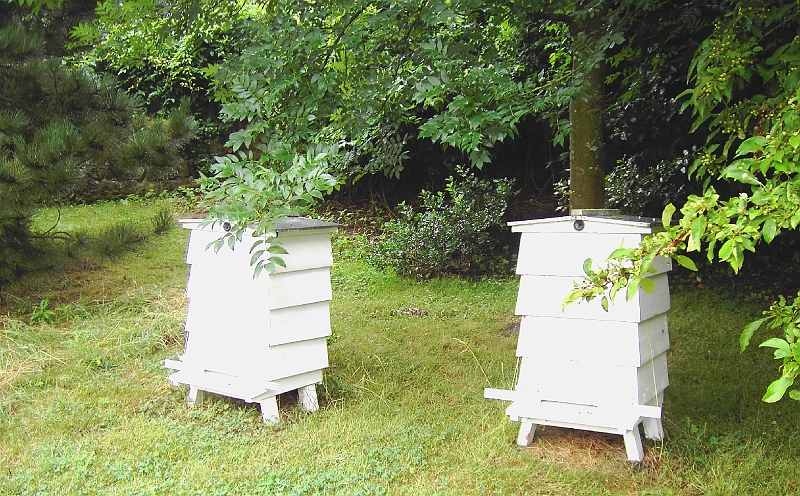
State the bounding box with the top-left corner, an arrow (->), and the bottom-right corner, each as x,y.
1,202 -> 799,495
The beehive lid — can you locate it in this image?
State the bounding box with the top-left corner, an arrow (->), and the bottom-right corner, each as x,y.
509,212 -> 662,234
179,216 -> 339,233
274,217 -> 339,232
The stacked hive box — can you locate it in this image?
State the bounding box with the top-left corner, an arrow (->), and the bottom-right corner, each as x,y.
485,214 -> 671,461
165,217 -> 338,424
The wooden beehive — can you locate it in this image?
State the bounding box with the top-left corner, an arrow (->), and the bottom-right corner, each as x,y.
485,214 -> 671,461
165,217 -> 338,424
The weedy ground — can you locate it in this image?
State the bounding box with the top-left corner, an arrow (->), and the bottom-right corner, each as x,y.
1,199 -> 799,495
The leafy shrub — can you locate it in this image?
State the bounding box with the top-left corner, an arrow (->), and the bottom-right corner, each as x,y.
368,170 -> 516,278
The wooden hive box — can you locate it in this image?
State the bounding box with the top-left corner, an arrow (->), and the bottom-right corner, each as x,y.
165,217 -> 339,424
485,214 -> 671,461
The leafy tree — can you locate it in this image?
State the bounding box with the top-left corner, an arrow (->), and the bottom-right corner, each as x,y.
73,1 -> 741,273
199,0 -> 733,217
568,0 -> 800,404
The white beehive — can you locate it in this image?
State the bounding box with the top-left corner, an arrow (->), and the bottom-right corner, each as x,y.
485,214 -> 671,461
165,217 -> 338,424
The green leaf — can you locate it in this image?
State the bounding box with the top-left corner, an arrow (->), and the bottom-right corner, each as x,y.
639,276 -> 655,293
249,249 -> 265,266
271,256 -> 286,268
763,376 -> 794,403
267,244 -> 289,254
253,261 -> 267,278
209,238 -> 224,254
601,295 -> 609,312
608,247 -> 635,260
674,255 -> 698,271
662,204 -> 676,230
735,136 -> 768,157
249,239 -> 266,252
562,290 -> 583,310
762,218 -> 777,243
722,165 -> 763,186
582,258 -> 594,276
740,318 -> 766,353
761,338 -> 793,359
718,239 -> 735,262
626,277 -> 640,301
759,337 -> 790,350
688,216 -> 706,252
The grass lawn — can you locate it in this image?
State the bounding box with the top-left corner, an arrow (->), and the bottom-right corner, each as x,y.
1,200 -> 799,495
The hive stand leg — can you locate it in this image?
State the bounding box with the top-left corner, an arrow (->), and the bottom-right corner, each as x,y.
516,418 -> 538,447
298,384 -> 319,413
259,397 -> 280,425
623,425 -> 645,462
187,387 -> 205,408
643,392 -> 665,440
643,418 -> 664,441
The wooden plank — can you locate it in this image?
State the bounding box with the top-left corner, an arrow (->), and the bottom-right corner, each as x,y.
186,262 -> 269,302
516,314 -> 670,367
269,268 -> 332,310
515,353 -> 669,407
515,272 -> 670,322
484,388 -> 517,402
637,353 -> 670,404
273,234 -> 334,272
505,400 -> 625,432
184,292 -> 271,334
183,301 -> 333,362
250,370 -> 323,400
517,358 -> 639,406
182,301 -> 332,379
515,232 -> 671,277
169,367 -> 323,407
164,359 -> 184,371
185,228 -> 233,265
166,369 -> 280,402
268,301 -> 332,346
182,308 -> 271,376
260,337 -> 330,379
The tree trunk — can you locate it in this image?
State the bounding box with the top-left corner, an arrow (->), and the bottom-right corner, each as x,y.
569,9 -> 606,212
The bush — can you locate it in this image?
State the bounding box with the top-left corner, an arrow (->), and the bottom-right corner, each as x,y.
368,170 -> 516,278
